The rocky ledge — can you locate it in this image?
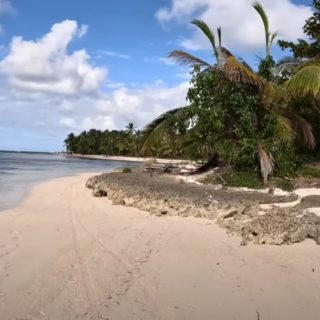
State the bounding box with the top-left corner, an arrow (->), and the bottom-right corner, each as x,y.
86,172 -> 320,245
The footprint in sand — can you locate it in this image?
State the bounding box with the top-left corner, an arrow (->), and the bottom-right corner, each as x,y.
0,230 -> 22,259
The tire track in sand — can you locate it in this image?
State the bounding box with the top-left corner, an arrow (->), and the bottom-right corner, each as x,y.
67,183 -> 100,317
68,181 -> 166,319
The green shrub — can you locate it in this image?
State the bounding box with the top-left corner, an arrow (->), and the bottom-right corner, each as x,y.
273,143 -> 300,177
300,166 -> 320,178
222,171 -> 263,189
274,179 -> 295,191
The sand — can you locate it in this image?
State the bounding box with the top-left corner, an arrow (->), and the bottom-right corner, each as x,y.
0,174 -> 320,320
66,154 -> 193,164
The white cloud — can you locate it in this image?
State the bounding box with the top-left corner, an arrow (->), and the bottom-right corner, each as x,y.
78,24 -> 89,38
59,117 -> 76,128
0,0 -> 14,36
105,81 -> 126,89
156,0 -> 312,53
92,81 -> 189,129
0,20 -> 107,95
54,80 -> 188,131
98,50 -> 131,59
81,115 -> 116,131
158,57 -> 175,65
0,16 -> 190,151
0,0 -> 13,14
60,100 -> 75,111
145,56 -> 176,65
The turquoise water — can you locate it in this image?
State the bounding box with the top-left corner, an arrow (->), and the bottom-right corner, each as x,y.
0,151 -> 141,211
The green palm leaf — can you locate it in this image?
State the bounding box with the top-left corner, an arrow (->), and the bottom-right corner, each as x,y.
141,106 -> 195,155
253,2 -> 270,57
285,65 -> 320,98
168,50 -> 211,68
191,19 -> 218,59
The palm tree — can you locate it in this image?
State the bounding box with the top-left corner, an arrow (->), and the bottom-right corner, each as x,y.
253,2 -> 278,59
168,19 -> 262,88
142,3 -> 317,183
125,122 -> 136,135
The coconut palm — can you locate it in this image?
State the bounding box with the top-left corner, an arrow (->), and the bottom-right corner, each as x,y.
125,122 -> 136,135
253,2 -> 278,59
142,3 -> 317,183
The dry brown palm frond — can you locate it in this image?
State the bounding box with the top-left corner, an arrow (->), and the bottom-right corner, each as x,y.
257,143 -> 274,184
168,50 -> 211,68
289,113 -> 316,150
222,55 -> 265,90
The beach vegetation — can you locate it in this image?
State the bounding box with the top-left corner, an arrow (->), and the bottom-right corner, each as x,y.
64,2 -> 320,186
141,2 -> 320,184
64,124 -> 143,157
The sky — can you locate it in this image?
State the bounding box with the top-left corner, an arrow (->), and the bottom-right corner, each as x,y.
0,0 -> 314,152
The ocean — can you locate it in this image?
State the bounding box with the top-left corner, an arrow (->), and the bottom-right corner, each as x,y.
0,151 -> 141,211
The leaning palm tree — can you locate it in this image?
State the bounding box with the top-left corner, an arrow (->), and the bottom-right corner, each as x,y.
168,19 -> 263,88
142,4 -> 317,183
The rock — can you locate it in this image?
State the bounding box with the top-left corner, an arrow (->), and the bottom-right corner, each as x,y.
223,210 -> 238,219
268,188 -> 275,194
92,189 -> 108,197
112,197 -> 125,206
299,195 -> 320,209
85,171 -> 312,246
223,206 -> 246,219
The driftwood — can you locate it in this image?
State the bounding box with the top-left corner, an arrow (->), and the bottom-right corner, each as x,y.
143,163 -> 197,175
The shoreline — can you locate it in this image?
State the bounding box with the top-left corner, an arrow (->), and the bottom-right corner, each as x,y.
0,171 -> 103,213
87,171 -> 320,245
1,174 -> 320,319
65,153 -> 194,164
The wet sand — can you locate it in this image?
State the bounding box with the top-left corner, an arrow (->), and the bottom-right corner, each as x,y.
0,174 -> 320,320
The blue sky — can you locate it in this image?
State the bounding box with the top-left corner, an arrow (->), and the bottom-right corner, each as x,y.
0,0 -> 314,151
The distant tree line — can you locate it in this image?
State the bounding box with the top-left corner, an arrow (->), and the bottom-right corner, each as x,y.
64,122 -> 190,158
64,123 -> 143,157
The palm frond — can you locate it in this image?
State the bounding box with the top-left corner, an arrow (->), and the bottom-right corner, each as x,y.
269,31 -> 278,53
168,50 -> 211,68
217,46 -> 233,67
275,115 -> 295,143
141,106 -> 196,155
257,143 -> 274,184
273,56 -> 302,77
295,57 -> 320,71
217,27 -> 222,48
253,2 -> 270,56
191,19 -> 218,59
262,82 -> 288,112
285,65 -> 320,98
289,114 -> 316,150
222,55 -> 265,89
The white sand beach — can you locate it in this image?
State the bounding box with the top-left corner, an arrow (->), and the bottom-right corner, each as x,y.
0,174 -> 320,320
66,154 -> 194,164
